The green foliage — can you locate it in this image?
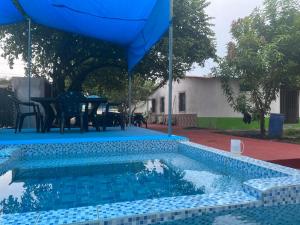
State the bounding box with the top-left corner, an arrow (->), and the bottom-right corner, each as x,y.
0,23 -> 127,93
0,0 -> 216,97
83,75 -> 157,112
214,0 -> 300,136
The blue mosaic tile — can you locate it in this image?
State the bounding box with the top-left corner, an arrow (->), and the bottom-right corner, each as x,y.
244,177 -> 300,206
150,204 -> 300,225
0,140 -> 178,160
245,176 -> 300,191
37,206 -> 99,225
0,211 -> 39,225
178,141 -> 300,177
179,141 -> 300,207
0,147 -> 19,158
13,153 -> 180,170
1,192 -> 258,225
1,140 -> 300,225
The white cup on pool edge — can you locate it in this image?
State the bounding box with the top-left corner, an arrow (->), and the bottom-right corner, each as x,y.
230,139 -> 244,155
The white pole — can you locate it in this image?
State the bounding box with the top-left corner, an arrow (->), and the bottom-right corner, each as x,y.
27,18 -> 32,103
128,72 -> 132,126
168,0 -> 174,136
25,18 -> 33,128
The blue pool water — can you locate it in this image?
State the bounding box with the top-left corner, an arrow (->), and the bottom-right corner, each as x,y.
154,204 -> 300,225
0,153 -> 246,214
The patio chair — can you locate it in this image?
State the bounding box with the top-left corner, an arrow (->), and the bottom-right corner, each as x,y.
94,103 -> 126,131
87,98 -> 106,131
132,113 -> 147,128
56,92 -> 87,133
90,103 -> 107,131
8,95 -> 42,133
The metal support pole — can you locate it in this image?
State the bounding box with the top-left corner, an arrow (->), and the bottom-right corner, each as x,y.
168,0 -> 174,136
128,72 -> 132,127
25,18 -> 33,128
27,18 -> 32,103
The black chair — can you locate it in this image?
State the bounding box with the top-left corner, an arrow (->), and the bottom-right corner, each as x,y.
87,100 -> 104,130
8,95 -> 42,133
94,103 -> 126,131
56,92 -> 87,133
132,113 -> 147,128
90,103 -> 106,131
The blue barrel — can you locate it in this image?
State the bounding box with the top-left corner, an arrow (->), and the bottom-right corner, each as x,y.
268,113 -> 285,138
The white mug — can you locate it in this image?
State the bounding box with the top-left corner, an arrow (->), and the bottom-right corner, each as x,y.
230,139 -> 244,155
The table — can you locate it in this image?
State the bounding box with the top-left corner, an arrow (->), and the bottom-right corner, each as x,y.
31,97 -> 107,132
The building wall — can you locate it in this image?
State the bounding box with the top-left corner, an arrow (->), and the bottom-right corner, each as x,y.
137,77 -> 290,117
138,77 -> 284,118
147,77 -> 242,117
270,95 -> 280,114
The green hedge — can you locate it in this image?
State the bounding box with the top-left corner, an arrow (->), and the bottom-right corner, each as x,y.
197,117 -> 270,130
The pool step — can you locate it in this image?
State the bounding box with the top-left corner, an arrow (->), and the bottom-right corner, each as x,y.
244,176 -> 300,206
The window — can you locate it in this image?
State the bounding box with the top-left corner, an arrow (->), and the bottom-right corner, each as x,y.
160,97 -> 165,113
179,92 -> 186,112
151,99 -> 156,113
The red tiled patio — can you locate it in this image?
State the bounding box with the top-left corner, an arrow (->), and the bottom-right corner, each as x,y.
149,124 -> 300,169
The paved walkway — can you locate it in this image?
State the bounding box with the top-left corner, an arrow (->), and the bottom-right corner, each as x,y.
149,124 -> 300,169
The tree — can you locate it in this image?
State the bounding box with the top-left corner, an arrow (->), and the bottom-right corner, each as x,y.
214,0 -> 300,136
0,24 -> 127,94
0,0 -> 216,95
83,74 -> 157,114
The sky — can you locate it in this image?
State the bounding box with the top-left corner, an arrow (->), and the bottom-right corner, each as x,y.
188,0 -> 264,76
0,54 -> 25,79
0,0 -> 264,79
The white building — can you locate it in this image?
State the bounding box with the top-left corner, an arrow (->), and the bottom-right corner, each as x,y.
138,76 -> 298,127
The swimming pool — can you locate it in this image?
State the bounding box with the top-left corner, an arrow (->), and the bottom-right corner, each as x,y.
0,153 -> 248,214
1,137 -> 300,225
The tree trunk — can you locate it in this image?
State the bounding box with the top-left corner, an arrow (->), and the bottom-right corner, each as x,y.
68,81 -> 83,92
53,76 -> 65,96
259,111 -> 266,137
68,73 -> 87,92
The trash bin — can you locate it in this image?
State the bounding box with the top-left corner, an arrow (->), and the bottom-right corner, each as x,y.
268,113 -> 285,138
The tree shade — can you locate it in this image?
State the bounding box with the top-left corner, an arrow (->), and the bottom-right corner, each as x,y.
0,0 -> 170,71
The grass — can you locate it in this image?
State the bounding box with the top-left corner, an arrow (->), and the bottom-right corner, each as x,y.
197,117 -> 269,130
196,117 -> 300,144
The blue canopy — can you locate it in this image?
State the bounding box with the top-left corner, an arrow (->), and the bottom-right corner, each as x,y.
0,0 -> 24,25
0,0 -> 170,71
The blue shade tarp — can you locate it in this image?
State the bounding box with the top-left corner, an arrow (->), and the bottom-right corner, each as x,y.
1,0 -> 170,71
0,0 -> 24,25
127,0 -> 170,70
49,0 -> 170,70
